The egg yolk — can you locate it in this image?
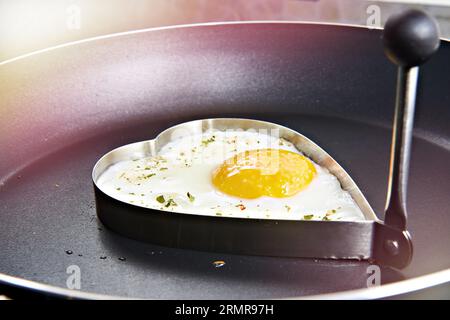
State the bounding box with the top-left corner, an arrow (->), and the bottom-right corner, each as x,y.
212,149 -> 316,199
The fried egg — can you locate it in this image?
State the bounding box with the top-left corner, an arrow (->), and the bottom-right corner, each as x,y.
97,129 -> 365,221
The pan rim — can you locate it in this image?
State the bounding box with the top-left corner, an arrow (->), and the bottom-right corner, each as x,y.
0,20 -> 449,67
0,268 -> 448,300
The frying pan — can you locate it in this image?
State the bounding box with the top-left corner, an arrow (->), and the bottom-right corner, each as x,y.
0,20 -> 449,299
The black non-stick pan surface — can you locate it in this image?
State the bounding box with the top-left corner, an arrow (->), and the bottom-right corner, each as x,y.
0,22 -> 449,299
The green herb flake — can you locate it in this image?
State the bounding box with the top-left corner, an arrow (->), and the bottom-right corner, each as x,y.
145,173 -> 156,179
159,167 -> 168,171
303,214 -> 314,220
326,209 -> 337,217
322,216 -> 331,221
201,135 -> 216,146
215,212 -> 223,216
156,195 -> 165,203
116,187 -> 121,191
187,192 -> 195,202
165,199 -> 177,207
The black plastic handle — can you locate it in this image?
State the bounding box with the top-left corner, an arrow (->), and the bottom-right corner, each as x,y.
383,10 -> 440,232
383,9 -> 440,67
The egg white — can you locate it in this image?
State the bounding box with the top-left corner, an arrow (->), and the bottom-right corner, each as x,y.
97,129 -> 366,221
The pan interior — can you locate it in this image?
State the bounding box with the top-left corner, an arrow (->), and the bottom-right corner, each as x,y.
0,114 -> 449,299
1,23 -> 449,298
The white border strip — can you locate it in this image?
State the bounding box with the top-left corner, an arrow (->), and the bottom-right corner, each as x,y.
376,0 -> 450,6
